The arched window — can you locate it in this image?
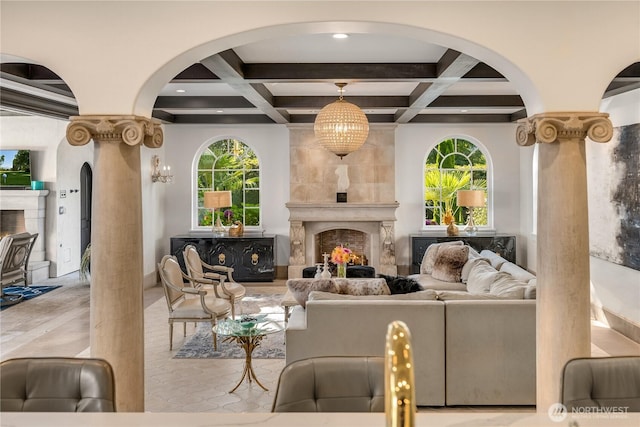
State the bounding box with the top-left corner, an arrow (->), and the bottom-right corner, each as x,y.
195,138 -> 260,228
424,137 -> 490,228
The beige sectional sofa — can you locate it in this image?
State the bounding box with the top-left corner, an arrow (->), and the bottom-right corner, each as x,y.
284,244 -> 537,407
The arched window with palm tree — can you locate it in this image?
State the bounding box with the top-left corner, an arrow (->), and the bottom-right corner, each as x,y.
424,137 -> 489,229
196,138 -> 260,228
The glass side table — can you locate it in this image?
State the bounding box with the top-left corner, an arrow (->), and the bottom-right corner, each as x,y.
213,315 -> 283,393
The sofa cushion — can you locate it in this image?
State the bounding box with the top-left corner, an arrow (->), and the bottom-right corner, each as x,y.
435,290 -> 507,300
431,245 -> 469,282
499,262 -> 536,282
407,274 -> 468,292
465,260 -> 500,294
420,241 -> 464,274
308,289 -> 438,301
287,279 -> 338,308
489,274 -> 528,299
333,278 -> 390,296
480,250 -> 509,269
378,274 -> 422,294
461,257 -> 490,283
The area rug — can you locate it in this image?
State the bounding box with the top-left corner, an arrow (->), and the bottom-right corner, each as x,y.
173,293 -> 286,359
0,285 -> 62,310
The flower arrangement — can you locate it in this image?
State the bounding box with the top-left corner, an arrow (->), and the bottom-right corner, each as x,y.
223,209 -> 233,225
443,210 -> 455,225
331,245 -> 352,265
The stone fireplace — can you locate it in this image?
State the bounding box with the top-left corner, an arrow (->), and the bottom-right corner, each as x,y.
0,190 -> 50,282
286,202 -> 399,278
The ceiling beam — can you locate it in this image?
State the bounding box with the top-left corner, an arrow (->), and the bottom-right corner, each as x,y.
410,114 -> 513,123
243,63 -> 438,82
200,50 -> 289,124
154,96 -> 255,109
395,50 -> 480,123
429,95 -> 524,108
0,87 -> 78,119
274,96 -> 408,109
171,114 -> 276,124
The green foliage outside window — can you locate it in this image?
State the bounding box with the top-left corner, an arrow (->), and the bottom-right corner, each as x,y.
424,138 -> 488,226
197,139 -> 260,227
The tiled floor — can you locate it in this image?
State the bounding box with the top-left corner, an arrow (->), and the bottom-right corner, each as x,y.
1,273 -> 639,413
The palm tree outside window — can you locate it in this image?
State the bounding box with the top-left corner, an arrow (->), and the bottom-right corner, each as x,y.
196,138 -> 260,228
424,137 -> 489,229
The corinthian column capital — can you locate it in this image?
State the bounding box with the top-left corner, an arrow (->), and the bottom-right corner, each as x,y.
516,112 -> 613,146
66,115 -> 163,148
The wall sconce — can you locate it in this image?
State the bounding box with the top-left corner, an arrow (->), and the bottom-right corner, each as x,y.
151,155 -> 173,183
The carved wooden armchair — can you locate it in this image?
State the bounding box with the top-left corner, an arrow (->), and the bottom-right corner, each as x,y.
183,244 -> 246,318
158,255 -> 231,350
0,232 -> 38,307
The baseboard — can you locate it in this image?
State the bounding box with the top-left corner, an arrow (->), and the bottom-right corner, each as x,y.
597,306 -> 640,344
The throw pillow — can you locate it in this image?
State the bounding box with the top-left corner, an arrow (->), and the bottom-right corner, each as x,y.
489,274 -> 528,299
461,256 -> 490,283
333,278 -> 390,296
287,279 -> 338,308
479,249 -> 509,269
465,260 -> 500,294
499,262 -> 536,282
431,245 -> 469,282
378,274 -> 422,294
420,240 -> 464,274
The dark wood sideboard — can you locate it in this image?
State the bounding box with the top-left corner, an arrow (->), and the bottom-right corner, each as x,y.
410,234 -> 516,274
170,234 -> 275,282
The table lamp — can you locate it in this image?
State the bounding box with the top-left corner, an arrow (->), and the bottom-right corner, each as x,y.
204,191 -> 232,236
456,190 -> 485,236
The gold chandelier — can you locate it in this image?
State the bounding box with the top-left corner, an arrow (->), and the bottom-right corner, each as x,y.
314,83 -> 369,158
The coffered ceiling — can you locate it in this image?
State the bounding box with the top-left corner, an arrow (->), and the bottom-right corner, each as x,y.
1,33 -> 638,124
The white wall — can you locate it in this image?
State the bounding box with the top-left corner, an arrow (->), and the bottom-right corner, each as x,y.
0,116 -> 74,277
161,124 -> 291,266
588,89 -> 640,326
395,123 -> 522,268
54,137 -> 92,277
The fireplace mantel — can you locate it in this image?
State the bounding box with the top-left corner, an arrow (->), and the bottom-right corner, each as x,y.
286,202 -> 399,222
286,202 -> 399,278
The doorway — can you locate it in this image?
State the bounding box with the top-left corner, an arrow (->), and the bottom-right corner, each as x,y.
80,162 -> 92,257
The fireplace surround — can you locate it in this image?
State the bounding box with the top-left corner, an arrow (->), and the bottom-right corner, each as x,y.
286,202 -> 399,278
0,190 -> 50,282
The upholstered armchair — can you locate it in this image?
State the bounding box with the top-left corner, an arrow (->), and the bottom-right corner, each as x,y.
158,255 -> 232,350
0,357 -> 116,412
0,232 -> 38,307
271,356 -> 385,412
183,244 -> 246,318
561,356 -> 640,412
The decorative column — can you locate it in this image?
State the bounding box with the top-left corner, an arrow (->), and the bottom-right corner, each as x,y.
516,112 -> 612,411
66,116 -> 163,412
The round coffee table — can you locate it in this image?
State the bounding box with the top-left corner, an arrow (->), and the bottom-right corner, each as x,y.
213,316 -> 283,393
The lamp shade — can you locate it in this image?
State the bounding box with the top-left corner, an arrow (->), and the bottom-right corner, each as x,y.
314,84 -> 369,158
457,190 -> 485,207
204,191 -> 232,209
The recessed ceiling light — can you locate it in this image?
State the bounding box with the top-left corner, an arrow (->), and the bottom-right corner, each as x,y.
332,33 -> 349,39
216,110 -> 224,113
176,89 -> 186,93
460,109 -> 468,113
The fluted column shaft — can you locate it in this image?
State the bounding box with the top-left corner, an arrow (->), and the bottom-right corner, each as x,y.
516,113 -> 612,411
66,116 -> 163,412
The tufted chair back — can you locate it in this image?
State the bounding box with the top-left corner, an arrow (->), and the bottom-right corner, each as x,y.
272,356 -> 384,412
562,356 -> 640,412
0,357 -> 116,412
